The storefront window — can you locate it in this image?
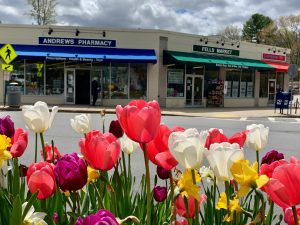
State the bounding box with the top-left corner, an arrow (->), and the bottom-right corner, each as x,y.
46,61 -> 64,95
130,64 -> 147,99
111,63 -> 129,99
102,63 -> 110,99
259,72 -> 268,97
167,69 -> 184,97
276,72 -> 284,92
10,60 -> 25,94
241,70 -> 254,98
204,69 -> 219,98
25,60 -> 45,95
225,69 -> 240,98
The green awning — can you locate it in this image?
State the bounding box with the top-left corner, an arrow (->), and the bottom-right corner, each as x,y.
163,50 -> 274,70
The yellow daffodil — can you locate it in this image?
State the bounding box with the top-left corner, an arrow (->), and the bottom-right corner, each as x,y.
87,165 -> 99,183
0,134 -> 12,168
178,169 -> 201,200
216,192 -> 242,222
230,160 -> 269,197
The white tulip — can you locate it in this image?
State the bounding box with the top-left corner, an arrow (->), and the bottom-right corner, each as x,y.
168,128 -> 207,169
119,134 -> 139,155
22,202 -> 47,225
204,142 -> 244,182
70,114 -> 92,134
22,101 -> 58,133
246,124 -> 269,151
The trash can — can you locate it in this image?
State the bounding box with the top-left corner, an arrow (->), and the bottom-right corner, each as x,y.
7,82 -> 21,108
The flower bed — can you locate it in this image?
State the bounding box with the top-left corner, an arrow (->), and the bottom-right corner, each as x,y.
0,100 -> 299,225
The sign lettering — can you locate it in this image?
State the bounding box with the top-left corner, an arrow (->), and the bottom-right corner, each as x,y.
193,45 -> 239,56
262,53 -> 286,62
39,37 -> 116,47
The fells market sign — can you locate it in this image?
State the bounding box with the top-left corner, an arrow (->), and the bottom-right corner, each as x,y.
39,37 -> 116,47
193,45 -> 239,56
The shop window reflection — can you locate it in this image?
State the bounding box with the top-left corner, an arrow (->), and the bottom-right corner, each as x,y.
46,61 -> 64,95
10,60 -> 25,94
25,60 -> 45,95
111,63 -> 128,99
130,64 -> 147,99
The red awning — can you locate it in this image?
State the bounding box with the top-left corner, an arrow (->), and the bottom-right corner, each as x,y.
263,61 -> 300,74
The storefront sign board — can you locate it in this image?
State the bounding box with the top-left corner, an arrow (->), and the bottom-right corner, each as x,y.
262,53 -> 286,62
193,45 -> 239,56
39,37 -> 116,47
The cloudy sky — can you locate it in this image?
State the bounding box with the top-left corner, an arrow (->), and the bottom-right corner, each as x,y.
0,0 -> 300,35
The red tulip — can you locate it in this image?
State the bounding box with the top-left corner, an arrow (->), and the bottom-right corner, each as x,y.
10,128 -> 28,158
176,194 -> 206,218
116,100 -> 161,144
146,124 -> 184,170
205,128 -> 247,149
261,161 -> 300,208
79,130 -> 120,171
26,162 -> 56,200
41,143 -> 62,162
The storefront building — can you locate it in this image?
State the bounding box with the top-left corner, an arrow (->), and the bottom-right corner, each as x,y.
0,24 -> 297,108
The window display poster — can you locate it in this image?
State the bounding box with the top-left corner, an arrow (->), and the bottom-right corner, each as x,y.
232,81 -> 239,98
247,82 -> 253,97
168,70 -> 183,84
240,81 -> 246,97
225,81 -> 232,97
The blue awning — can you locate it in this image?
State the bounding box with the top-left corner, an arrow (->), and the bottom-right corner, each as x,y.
1,44 -> 157,63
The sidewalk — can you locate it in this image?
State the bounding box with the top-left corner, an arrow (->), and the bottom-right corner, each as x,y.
1,104 -> 299,118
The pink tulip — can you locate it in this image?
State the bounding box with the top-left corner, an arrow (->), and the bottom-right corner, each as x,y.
205,128 -> 247,149
284,207 -> 300,225
146,124 -> 184,170
41,144 -> 62,163
79,130 -> 120,171
171,219 -> 188,225
26,162 -> 56,200
116,100 -> 161,144
262,161 -> 300,208
10,128 -> 28,158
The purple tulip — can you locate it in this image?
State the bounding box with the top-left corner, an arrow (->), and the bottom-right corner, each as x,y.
76,209 -> 119,225
0,115 -> 15,138
153,186 -> 167,202
109,120 -> 124,138
156,166 -> 170,180
53,212 -> 58,224
261,150 -> 284,165
54,152 -> 87,191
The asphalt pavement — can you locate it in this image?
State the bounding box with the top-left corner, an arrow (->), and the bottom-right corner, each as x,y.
1,95 -> 300,118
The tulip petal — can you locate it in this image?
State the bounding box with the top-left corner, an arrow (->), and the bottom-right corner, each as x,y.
28,170 -> 55,200
155,151 -> 178,170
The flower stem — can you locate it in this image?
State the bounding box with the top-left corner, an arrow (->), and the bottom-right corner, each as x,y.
256,150 -> 260,172
292,205 -> 298,225
122,152 -> 128,187
142,144 -> 151,225
35,133 -> 38,162
169,171 -> 176,224
40,133 -> 46,161
266,200 -> 274,225
191,169 -> 199,225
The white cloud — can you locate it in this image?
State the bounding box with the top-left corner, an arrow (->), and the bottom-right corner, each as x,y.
0,0 -> 300,35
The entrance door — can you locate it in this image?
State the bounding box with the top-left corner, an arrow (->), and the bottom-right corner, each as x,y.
75,70 -> 90,104
268,79 -> 276,104
185,75 -> 204,106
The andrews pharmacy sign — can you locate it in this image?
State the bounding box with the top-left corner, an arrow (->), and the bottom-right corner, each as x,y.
39,37 -> 116,47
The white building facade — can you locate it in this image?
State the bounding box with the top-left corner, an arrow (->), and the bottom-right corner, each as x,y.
0,24 -> 293,108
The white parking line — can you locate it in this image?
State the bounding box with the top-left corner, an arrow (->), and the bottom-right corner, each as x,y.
295,118 -> 300,123
240,117 -> 247,121
268,117 -> 276,122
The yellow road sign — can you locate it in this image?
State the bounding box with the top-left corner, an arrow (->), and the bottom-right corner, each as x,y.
2,64 -> 13,72
0,44 -> 17,64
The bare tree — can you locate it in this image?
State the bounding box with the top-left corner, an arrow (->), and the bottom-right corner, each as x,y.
27,0 -> 57,25
219,25 -> 242,40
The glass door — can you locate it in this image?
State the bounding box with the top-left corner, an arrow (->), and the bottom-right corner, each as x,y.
185,75 -> 204,106
91,69 -> 103,105
268,79 -> 276,104
65,69 -> 75,104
